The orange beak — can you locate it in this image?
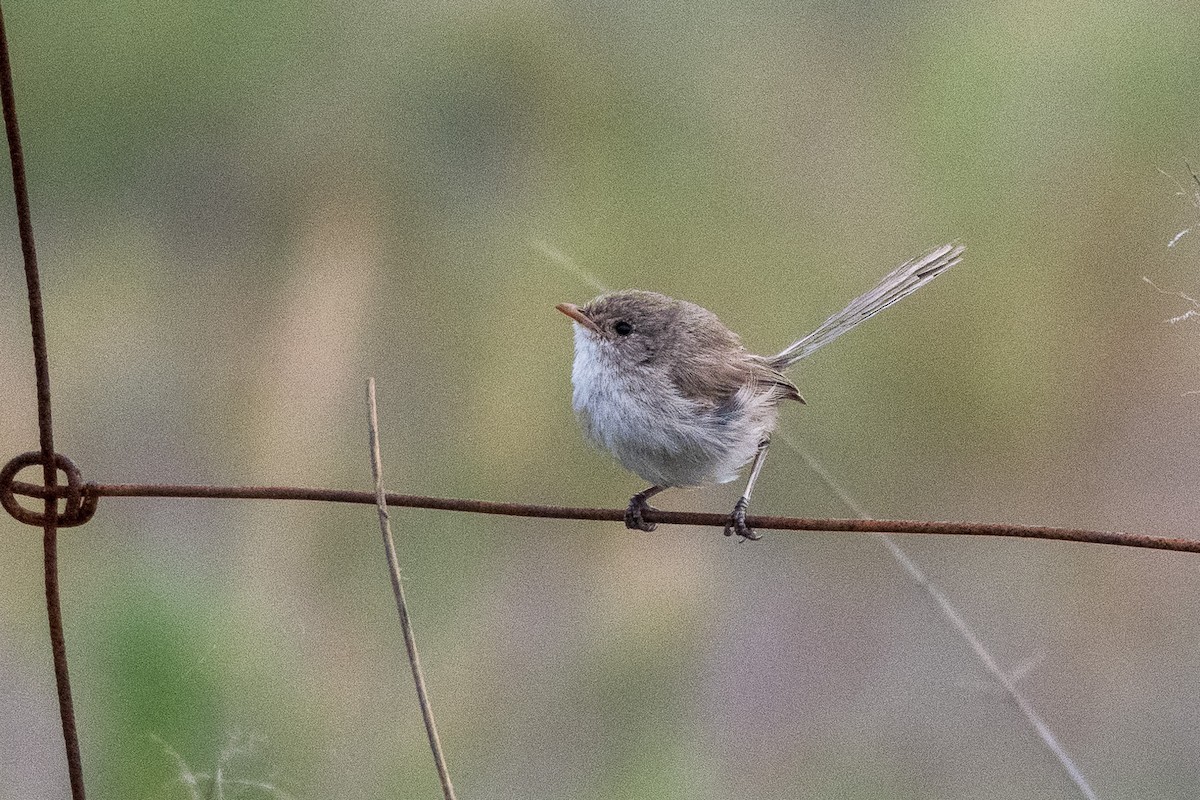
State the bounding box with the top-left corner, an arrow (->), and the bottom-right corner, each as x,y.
555,302 -> 601,333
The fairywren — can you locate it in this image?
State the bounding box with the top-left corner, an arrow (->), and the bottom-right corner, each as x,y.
557,242 -> 964,540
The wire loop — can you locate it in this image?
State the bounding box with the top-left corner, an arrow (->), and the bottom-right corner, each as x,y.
0,451 -> 98,528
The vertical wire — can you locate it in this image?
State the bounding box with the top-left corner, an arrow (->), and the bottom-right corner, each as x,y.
0,5 -> 86,797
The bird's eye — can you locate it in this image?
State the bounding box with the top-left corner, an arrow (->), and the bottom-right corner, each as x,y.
614,320 -> 633,336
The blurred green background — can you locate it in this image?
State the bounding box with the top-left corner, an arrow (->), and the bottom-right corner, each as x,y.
3,1 -> 1200,797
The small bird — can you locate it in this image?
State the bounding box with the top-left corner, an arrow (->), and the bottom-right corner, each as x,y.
556,242 -> 964,541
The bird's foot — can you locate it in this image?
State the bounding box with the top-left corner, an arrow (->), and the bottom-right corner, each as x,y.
723,497 -> 761,541
624,493 -> 659,532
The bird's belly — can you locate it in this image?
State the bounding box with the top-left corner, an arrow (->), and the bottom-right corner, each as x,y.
572,374 -> 771,488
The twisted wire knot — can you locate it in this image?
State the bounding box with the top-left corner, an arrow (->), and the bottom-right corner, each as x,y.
0,451 -> 98,528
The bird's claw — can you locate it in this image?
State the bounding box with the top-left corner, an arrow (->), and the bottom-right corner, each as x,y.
625,495 -> 658,532
723,497 -> 761,541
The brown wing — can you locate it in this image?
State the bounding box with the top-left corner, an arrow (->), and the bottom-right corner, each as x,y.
750,357 -> 805,404
662,298 -> 804,408
670,346 -> 804,409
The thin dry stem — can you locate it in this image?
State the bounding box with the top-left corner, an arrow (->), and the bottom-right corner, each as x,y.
783,434 -> 1099,800
366,379 -> 457,800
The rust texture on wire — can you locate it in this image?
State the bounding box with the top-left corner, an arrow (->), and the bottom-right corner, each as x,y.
0,3 -> 87,798
1,452 -> 98,527
5,461 -> 1199,554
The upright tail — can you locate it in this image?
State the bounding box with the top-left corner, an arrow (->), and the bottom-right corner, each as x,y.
769,242 -> 964,369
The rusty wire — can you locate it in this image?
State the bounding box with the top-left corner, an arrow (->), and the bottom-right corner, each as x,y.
0,4 -> 87,798
4,465 -> 1200,553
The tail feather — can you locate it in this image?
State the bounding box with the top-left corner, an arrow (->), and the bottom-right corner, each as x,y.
770,242 -> 964,369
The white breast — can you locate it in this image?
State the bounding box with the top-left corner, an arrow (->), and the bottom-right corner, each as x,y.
569,326 -> 776,487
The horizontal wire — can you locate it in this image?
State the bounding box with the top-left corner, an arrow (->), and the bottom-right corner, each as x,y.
10,479 -> 1200,553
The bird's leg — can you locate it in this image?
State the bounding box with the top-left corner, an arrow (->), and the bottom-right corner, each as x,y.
725,440 -> 770,541
625,485 -> 666,532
